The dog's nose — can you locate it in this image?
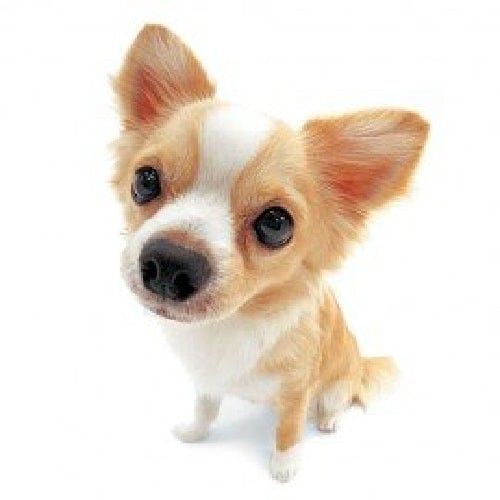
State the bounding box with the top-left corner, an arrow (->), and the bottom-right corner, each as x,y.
139,239 -> 211,301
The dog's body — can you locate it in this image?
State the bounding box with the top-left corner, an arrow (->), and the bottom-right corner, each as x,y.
113,25 -> 428,481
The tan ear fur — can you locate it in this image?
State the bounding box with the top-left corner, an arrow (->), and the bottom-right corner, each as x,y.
114,24 -> 215,129
302,109 -> 429,269
303,109 -> 429,216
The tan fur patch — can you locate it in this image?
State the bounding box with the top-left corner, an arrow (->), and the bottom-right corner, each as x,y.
112,99 -> 217,231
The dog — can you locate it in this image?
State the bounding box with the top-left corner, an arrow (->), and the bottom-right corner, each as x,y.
113,24 -> 429,482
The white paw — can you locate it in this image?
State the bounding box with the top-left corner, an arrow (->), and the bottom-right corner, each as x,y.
317,415 -> 337,433
270,445 -> 301,483
172,423 -> 209,443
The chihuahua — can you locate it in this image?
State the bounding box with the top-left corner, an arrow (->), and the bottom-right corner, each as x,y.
113,25 -> 428,481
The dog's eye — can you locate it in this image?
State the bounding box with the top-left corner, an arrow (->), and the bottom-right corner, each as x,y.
253,207 -> 294,249
132,166 -> 161,205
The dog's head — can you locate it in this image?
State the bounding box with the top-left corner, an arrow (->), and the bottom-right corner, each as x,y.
113,25 -> 428,323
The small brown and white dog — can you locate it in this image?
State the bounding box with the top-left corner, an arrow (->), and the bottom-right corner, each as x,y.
113,25 -> 429,481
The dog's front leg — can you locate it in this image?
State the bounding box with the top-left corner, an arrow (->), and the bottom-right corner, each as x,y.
270,388 -> 308,482
173,394 -> 221,443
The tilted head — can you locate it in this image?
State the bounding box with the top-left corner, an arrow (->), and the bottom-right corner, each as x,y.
113,25 -> 429,323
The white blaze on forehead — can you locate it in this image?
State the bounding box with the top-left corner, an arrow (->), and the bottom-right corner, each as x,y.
197,105 -> 275,191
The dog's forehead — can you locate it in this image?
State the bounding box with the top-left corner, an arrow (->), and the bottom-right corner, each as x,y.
196,105 -> 276,191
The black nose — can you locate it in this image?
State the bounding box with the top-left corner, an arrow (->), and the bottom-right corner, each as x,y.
139,239 -> 211,301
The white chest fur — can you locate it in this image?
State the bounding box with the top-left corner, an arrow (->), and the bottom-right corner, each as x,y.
160,303 -> 306,398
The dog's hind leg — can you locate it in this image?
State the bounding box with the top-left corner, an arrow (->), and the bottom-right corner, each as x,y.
316,379 -> 353,433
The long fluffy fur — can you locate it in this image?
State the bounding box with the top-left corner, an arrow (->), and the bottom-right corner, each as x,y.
356,357 -> 399,407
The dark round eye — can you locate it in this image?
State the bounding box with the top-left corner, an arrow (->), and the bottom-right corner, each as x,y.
253,207 -> 294,249
132,166 -> 161,205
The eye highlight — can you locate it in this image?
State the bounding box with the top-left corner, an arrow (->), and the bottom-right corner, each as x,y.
132,166 -> 161,205
253,207 -> 294,249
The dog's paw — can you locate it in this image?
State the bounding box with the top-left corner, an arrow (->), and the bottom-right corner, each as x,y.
317,415 -> 337,433
172,423 -> 209,443
270,445 -> 301,483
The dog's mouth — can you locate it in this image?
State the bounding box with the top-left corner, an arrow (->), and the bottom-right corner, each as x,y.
138,292 -> 218,323
122,264 -> 223,323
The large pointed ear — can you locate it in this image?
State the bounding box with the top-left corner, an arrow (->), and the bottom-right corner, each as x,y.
303,109 -> 429,222
114,24 -> 215,129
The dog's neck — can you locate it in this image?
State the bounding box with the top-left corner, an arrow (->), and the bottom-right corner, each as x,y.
157,273 -> 324,395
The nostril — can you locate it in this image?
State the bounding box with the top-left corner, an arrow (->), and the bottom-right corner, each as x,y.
170,270 -> 196,301
139,239 -> 211,301
140,256 -> 198,301
141,259 -> 159,284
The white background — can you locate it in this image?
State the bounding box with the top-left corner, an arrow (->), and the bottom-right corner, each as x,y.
1,0 -> 499,498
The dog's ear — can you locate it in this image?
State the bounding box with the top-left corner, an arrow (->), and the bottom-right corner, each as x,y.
303,109 -> 429,221
302,109 -> 428,267
114,24 -> 215,129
